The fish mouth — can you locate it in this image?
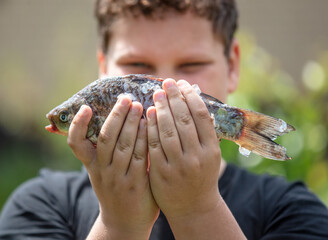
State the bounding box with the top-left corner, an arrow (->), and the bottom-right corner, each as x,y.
45,114 -> 67,136
45,123 -> 59,133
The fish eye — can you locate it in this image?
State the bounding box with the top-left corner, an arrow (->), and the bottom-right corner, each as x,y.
59,111 -> 69,123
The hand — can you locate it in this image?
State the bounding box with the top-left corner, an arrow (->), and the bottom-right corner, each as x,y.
146,79 -> 222,222
67,96 -> 159,239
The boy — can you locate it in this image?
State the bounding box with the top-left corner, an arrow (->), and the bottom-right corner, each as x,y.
1,0 -> 328,239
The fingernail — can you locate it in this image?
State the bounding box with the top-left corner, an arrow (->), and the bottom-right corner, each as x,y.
153,90 -> 165,101
147,107 -> 156,119
80,105 -> 87,111
177,80 -> 190,88
130,103 -> 141,113
117,93 -> 132,106
164,79 -> 176,89
79,105 -> 89,114
120,97 -> 130,106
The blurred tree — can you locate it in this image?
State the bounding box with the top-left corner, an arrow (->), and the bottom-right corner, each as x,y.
221,33 -> 328,205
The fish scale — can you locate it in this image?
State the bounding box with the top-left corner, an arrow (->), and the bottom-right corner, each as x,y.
46,74 -> 295,160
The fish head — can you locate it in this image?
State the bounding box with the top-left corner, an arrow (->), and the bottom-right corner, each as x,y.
45,99 -> 82,136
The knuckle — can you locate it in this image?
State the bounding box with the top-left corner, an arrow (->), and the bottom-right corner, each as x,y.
108,176 -> 119,192
107,173 -> 127,190
116,139 -> 132,153
154,164 -> 170,182
132,151 -> 145,161
191,159 -> 202,170
159,171 -> 169,183
111,109 -> 123,120
127,113 -> 141,123
168,88 -> 181,99
98,131 -> 111,145
213,146 -> 221,159
182,85 -> 194,96
67,137 -> 75,149
123,180 -> 137,193
148,138 -> 161,150
177,112 -> 192,125
162,127 -> 176,138
186,159 -> 202,173
128,185 -> 136,193
156,101 -> 168,111
111,111 -> 121,120
177,165 -> 187,177
195,108 -> 210,120
71,118 -> 79,126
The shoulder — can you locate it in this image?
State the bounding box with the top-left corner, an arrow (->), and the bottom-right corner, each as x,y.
12,168 -> 89,212
0,168 -> 94,239
222,163 -> 320,202
222,164 -> 328,240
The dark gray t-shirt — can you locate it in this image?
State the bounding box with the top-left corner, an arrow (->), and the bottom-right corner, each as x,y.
1,164 -> 328,240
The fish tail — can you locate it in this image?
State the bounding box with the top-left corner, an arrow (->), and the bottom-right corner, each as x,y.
234,109 -> 295,161
199,90 -> 295,161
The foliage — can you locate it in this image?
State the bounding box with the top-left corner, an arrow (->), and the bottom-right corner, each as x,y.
221,33 -> 328,205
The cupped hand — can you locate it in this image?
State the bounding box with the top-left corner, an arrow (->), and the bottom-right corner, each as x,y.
147,79 -> 222,221
67,96 -> 159,239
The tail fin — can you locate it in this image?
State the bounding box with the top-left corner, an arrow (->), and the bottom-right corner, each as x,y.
235,109 -> 295,161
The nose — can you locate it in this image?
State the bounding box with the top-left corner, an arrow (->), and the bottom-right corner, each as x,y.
153,66 -> 182,82
154,68 -> 175,80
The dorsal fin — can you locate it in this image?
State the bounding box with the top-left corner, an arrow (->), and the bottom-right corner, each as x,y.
200,92 -> 224,104
126,74 -> 164,83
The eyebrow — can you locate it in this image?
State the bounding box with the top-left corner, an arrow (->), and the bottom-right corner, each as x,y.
115,52 -> 151,62
177,54 -> 214,63
114,47 -> 214,64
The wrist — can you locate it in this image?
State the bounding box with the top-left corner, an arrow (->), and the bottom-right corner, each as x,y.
166,191 -> 223,225
109,227 -> 152,240
87,214 -> 153,240
166,194 -> 246,240
163,186 -> 222,221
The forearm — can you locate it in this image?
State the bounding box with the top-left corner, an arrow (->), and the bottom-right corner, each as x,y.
87,215 -> 152,240
167,195 -> 246,240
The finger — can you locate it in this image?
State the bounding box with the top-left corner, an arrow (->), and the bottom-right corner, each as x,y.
162,78 -> 200,152
67,105 -> 95,165
177,80 -> 217,146
153,89 -> 182,161
147,106 -> 168,172
111,101 -> 144,174
127,118 -> 148,178
96,96 -> 131,166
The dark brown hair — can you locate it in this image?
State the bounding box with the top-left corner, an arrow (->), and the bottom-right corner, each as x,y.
95,0 -> 238,57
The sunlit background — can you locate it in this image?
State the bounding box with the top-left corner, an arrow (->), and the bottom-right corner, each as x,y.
0,0 -> 327,210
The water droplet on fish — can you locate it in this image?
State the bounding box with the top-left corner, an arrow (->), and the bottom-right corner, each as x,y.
123,82 -> 129,92
141,84 -> 149,94
152,85 -> 161,91
239,146 -> 251,157
192,84 -> 201,95
210,113 -> 215,126
117,93 -> 137,102
279,119 -> 287,132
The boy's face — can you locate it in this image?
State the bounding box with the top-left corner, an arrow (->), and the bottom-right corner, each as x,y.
100,11 -> 240,102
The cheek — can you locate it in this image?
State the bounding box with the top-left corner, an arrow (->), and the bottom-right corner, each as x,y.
106,61 -> 126,76
184,69 -> 229,102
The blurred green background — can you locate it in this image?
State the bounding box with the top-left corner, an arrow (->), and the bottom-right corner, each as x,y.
0,0 -> 327,210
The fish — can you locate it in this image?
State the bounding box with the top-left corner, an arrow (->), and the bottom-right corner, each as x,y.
45,74 -> 295,161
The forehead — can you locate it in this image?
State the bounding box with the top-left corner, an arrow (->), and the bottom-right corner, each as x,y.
107,11 -> 224,58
